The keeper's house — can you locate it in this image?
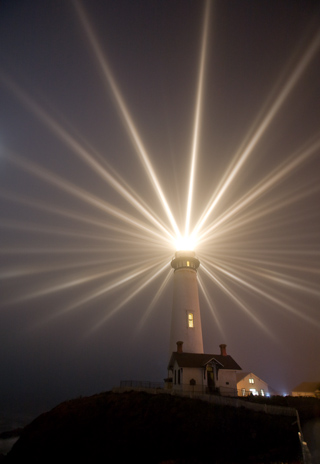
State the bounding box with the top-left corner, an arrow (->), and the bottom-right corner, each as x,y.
166,343 -> 241,396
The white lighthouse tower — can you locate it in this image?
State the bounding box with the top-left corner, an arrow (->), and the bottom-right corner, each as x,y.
169,250 -> 204,354
165,250 -> 242,395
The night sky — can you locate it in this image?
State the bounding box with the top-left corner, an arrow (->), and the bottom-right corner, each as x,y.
1,0 -> 320,421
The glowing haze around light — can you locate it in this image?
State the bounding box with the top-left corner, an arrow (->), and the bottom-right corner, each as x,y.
1,0 -> 320,344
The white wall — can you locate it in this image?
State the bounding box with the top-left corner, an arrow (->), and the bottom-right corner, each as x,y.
169,268 -> 203,354
237,373 -> 269,396
171,364 -> 206,393
171,364 -> 239,396
217,370 -> 238,396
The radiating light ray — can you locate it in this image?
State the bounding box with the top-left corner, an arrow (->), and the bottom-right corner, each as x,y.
0,188 -> 172,250
198,275 -> 226,339
264,249 -> 320,256
28,90 -> 175,242
5,268 -> 116,305
28,259 -> 169,332
136,270 -> 172,333
0,218 -> 125,243
209,259 -> 320,326
199,198 -> 320,249
0,257 -> 121,279
0,246 -> 172,261
4,150 -> 174,247
54,110 -> 179,240
5,257 -> 165,309
201,263 -> 274,337
49,111 -> 177,243
205,228 -> 320,254
256,272 -> 320,297
203,242 -> 320,266
205,248 -> 320,263
196,136 -> 320,243
224,255 -> 320,277
200,166 -> 319,247
202,257 -> 320,328
0,75 -> 175,242
83,261 -> 171,334
185,0 -> 211,238
57,258 -> 168,317
213,231 -> 319,256
0,218 -> 175,254
0,246 -> 110,254
73,1 -> 181,240
196,175 -> 320,247
192,29 -> 320,239
212,255 -> 320,298
0,248 -> 171,280
207,243 -> 320,261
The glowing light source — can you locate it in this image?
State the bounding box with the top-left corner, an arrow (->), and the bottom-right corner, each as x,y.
174,235 -> 197,252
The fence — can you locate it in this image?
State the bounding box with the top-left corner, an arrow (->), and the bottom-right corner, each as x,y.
116,380 -> 296,417
185,391 -> 297,416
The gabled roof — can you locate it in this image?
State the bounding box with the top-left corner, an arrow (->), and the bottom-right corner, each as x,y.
168,352 -> 241,371
236,372 -> 251,382
292,382 -> 320,393
236,372 -> 267,383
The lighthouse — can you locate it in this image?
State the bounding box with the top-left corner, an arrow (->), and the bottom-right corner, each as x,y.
166,250 -> 242,395
169,250 -> 204,354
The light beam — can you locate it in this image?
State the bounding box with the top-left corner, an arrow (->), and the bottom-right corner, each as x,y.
73,1 -> 181,240
191,29 -> 320,239
185,0 -> 211,238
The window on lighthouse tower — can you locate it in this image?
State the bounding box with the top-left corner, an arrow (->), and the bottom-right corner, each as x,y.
187,312 -> 194,328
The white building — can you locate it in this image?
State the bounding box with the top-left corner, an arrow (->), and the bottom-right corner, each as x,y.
166,342 -> 242,396
236,372 -> 269,397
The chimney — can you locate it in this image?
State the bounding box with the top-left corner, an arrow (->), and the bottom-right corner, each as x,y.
177,341 -> 183,353
219,344 -> 227,356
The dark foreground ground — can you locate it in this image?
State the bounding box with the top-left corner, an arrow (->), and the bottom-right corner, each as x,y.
3,390 -> 319,463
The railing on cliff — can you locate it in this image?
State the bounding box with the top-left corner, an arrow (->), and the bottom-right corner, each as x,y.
117,380 -> 296,417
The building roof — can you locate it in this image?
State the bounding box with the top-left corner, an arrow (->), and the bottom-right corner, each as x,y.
236,372 -> 267,383
292,382 -> 320,393
168,352 -> 242,371
236,372 -> 251,382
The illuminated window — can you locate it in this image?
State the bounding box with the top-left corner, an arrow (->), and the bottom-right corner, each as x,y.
249,378 -> 254,384
187,312 -> 194,328
241,388 -> 246,396
187,261 -> 190,267
261,389 -> 265,396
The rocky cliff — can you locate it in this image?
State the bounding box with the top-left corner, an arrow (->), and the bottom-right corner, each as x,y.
5,390 -> 303,463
